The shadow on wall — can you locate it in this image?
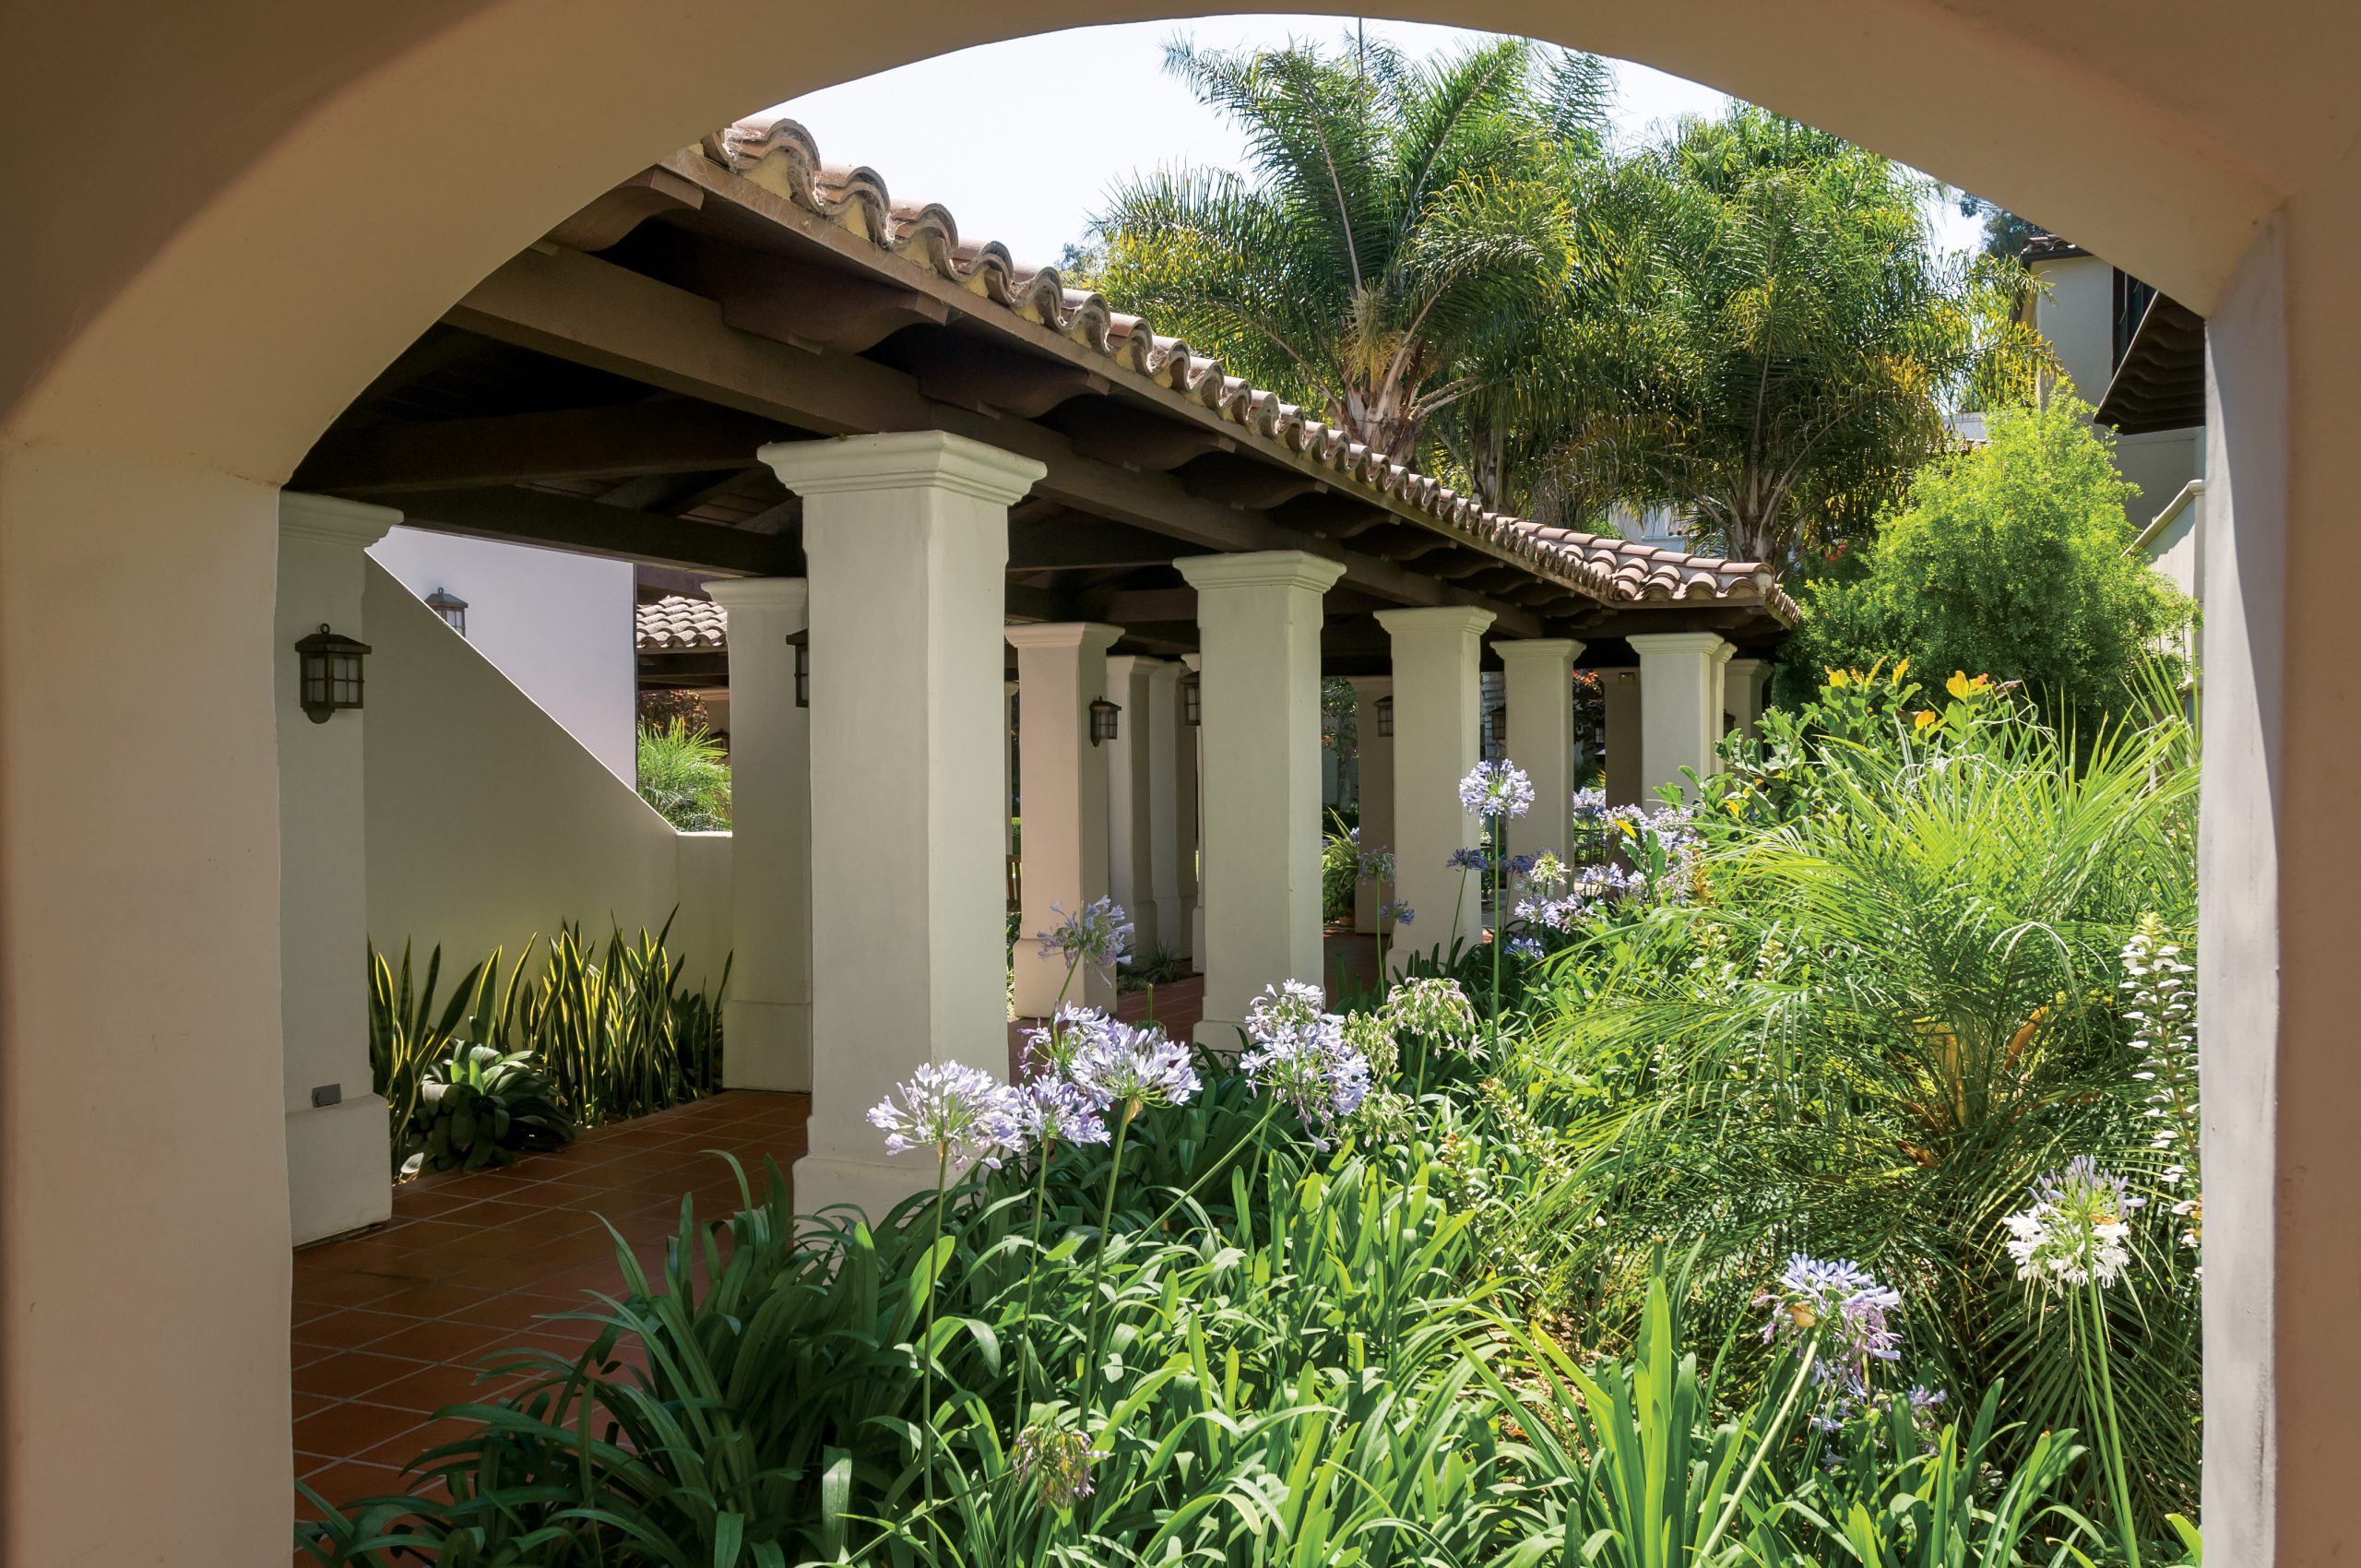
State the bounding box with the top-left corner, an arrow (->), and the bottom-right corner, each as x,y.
362,558 -> 730,990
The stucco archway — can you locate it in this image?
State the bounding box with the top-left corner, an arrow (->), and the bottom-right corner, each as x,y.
1,3 -> 2345,1562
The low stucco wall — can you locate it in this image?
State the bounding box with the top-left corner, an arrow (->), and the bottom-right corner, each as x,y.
362,558 -> 730,990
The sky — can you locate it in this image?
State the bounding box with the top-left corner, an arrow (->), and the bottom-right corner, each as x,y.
771,16 -> 1986,268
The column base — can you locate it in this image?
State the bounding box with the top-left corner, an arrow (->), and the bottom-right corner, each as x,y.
286,1096 -> 392,1245
724,998 -> 813,1091
790,1149 -> 938,1228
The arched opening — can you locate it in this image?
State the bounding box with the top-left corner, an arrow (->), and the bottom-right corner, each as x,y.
1,5 -> 2343,1562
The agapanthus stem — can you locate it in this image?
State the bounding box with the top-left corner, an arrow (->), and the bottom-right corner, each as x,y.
1009,1149 -> 1053,1434
2087,1282 -> 2142,1568
1076,1104 -> 1135,1404
920,1148 -> 949,1520
1489,827 -> 1503,1048
1698,1331 -> 1820,1564
1140,1099 -> 1278,1238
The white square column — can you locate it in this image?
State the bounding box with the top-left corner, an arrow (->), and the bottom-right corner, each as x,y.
1725,657 -> 1772,738
762,432 -> 1045,1221
1103,653 -> 1162,956
279,493 -> 399,1244
1631,631 -> 1735,803
1141,660 -> 1188,958
1603,669 -> 1643,806
1375,606 -> 1496,967
1007,624 -> 1124,1016
1347,675 -> 1394,934
1495,638 -> 1583,863
702,577 -> 813,1091
1177,551 -> 1346,1047
1179,654 -> 1203,965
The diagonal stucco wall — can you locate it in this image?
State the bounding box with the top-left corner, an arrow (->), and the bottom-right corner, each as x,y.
361,557 -> 730,990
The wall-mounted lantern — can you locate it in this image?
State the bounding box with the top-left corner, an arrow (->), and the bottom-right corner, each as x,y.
294,624 -> 371,724
786,629 -> 810,708
1181,672 -> 1202,727
1374,695 -> 1394,738
1089,695 -> 1121,745
425,588 -> 468,636
1486,704 -> 1508,761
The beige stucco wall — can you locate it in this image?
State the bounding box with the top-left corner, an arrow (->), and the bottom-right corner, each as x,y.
362,559 -> 730,989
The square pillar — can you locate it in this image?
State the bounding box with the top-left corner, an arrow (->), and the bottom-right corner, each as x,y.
1495,638 -> 1583,864
1142,660 -> 1188,958
702,577 -> 813,1091
1003,681 -> 1019,877
1603,668 -> 1643,806
1103,654 -> 1161,956
1347,675 -> 1394,934
1631,631 -> 1735,802
762,432 -> 1044,1221
1177,551 -> 1346,1047
1725,657 -> 1772,739
1375,606 -> 1496,967
1006,624 -> 1124,1016
1179,654 -> 1203,965
279,492 -> 398,1244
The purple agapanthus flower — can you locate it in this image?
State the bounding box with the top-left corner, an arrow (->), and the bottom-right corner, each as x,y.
1459,760 -> 1536,820
1038,897 -> 1133,981
1506,933 -> 1545,961
1010,1075 -> 1109,1152
868,1061 -> 1020,1170
1240,980 -> 1371,1147
1020,1002 -> 1117,1077
1755,1253 -> 1904,1396
1070,1019 -> 1199,1111
1447,847 -> 1490,872
1382,902 -> 1415,927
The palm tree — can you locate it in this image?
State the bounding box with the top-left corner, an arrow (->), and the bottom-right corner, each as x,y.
1091,36 -> 1608,493
1537,108 -> 2049,564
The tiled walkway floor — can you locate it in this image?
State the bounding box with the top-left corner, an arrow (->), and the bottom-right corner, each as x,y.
291,1092 -> 811,1520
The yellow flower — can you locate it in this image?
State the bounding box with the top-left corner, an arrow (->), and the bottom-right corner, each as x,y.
1945,671 -> 1991,701
1825,668 -> 1849,688
1892,657 -> 1910,682
1913,709 -> 1940,731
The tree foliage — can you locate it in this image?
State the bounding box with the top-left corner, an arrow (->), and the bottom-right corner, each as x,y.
1787,393 -> 2195,722
1091,34 -> 1608,494
1537,107 -> 2049,564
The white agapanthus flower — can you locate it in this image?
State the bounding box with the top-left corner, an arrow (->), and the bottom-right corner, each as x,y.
2003,1158 -> 2144,1291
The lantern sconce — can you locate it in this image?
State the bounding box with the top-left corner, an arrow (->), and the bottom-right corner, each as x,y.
1486,704 -> 1507,760
424,588 -> 469,636
1181,672 -> 1202,727
786,628 -> 810,708
294,624 -> 371,724
1089,695 -> 1121,745
1374,695 -> 1394,738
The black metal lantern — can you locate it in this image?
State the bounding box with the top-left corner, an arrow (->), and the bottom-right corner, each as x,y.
786,629 -> 810,708
1374,694 -> 1394,738
1089,695 -> 1121,745
1486,704 -> 1508,761
294,624 -> 371,724
424,588 -> 468,636
1181,672 -> 1202,727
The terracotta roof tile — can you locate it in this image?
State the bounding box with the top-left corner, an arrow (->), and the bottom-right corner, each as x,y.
636,596 -> 726,651
696,118 -> 1797,624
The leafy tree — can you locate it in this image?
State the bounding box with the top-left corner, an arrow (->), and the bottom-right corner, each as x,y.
1956,189 -> 2045,261
1090,35 -> 1607,496
1787,392 -> 2195,721
635,719 -> 731,831
1538,107 -> 2047,564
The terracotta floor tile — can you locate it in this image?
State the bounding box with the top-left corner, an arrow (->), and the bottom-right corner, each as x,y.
366,1280 -> 501,1319
291,1269 -> 416,1309
357,1414 -> 482,1469
363,1314 -> 516,1364
442,1290 -> 582,1331
297,1455 -> 409,1511
293,1350 -> 432,1402
368,1359 -> 529,1417
292,1308 -> 418,1350
295,1398 -> 420,1461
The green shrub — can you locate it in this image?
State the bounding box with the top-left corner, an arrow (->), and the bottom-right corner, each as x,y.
1786,393 -> 2196,725
367,921 -> 730,1171
636,719 -> 732,831
414,1044 -> 571,1172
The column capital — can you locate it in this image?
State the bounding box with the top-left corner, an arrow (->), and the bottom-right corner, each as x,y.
1374,604 -> 1496,638
702,576 -> 807,613
279,491 -> 398,549
1177,550 -> 1347,595
1004,622 -> 1124,655
1107,652 -> 1171,677
1629,630 -> 1736,662
1493,637 -> 1585,664
760,432 -> 1046,505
